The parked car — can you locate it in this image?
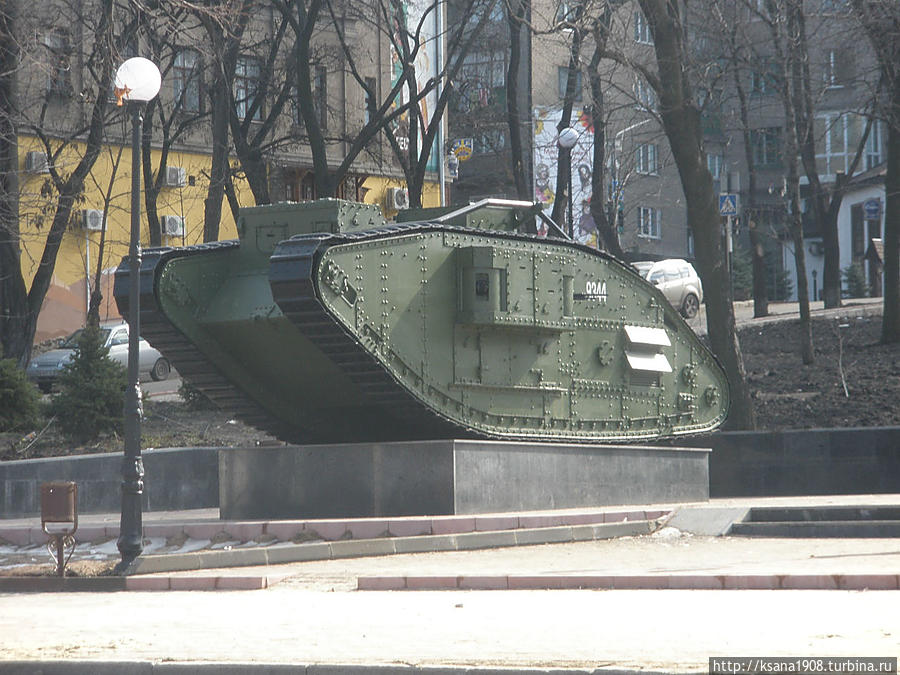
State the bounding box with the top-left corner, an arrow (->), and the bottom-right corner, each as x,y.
26,322 -> 171,393
632,259 -> 704,319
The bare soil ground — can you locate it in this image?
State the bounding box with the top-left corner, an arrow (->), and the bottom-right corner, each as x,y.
2,312 -> 898,462
739,313 -> 900,429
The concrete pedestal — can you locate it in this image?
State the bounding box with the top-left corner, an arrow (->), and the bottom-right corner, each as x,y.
218,439 -> 710,519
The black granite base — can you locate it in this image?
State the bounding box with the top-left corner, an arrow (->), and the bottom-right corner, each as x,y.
218,440 -> 711,519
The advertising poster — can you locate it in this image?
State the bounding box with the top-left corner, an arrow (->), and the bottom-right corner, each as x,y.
533,106 -> 597,248
391,0 -> 441,173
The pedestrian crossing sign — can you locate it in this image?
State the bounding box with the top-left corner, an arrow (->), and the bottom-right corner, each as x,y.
719,193 -> 738,216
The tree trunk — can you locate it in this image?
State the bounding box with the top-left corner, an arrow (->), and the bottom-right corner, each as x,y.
142,106 -> 162,248
204,55 -> 229,242
638,0 -> 755,430
730,24 -> 768,317
784,0 -> 814,364
586,28 -> 623,258
235,145 -> 271,205
848,0 -> 899,342
550,29 -> 582,231
506,0 -> 530,201
882,90 -> 900,343
0,1 -> 22,364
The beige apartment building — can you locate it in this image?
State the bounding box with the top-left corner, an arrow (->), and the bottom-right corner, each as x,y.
448,0 -> 886,295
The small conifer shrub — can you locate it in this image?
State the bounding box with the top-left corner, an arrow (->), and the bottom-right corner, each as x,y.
0,349 -> 42,432
49,325 -> 127,443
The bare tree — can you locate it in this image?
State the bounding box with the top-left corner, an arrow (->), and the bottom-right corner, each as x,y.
0,2 -> 21,360
283,0 -> 423,199
139,5 -> 212,246
851,0 -> 900,343
584,3 -> 625,257
84,144 -> 125,327
548,6 -> 583,232
197,4 -> 240,241
506,0 -> 530,200
382,0 -> 499,207
635,0 -> 755,429
0,0 -> 119,366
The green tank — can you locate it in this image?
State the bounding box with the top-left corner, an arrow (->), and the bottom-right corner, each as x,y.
114,198 -> 729,444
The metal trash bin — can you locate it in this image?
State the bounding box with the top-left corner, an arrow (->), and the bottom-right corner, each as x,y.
40,481 -> 78,576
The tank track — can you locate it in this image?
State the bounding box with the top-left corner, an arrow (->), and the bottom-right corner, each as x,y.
268,229 -> 474,442
114,241 -> 305,443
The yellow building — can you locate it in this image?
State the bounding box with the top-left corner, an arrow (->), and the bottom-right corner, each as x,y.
12,3 -> 448,346
19,150 -> 441,344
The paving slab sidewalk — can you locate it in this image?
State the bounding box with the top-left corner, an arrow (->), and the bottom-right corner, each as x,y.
1,494 -> 898,674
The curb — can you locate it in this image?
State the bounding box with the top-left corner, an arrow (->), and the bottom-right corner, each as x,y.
356,573 -> 900,591
0,508 -> 668,547
0,519 -> 660,592
125,519 -> 659,576
0,662 -> 679,674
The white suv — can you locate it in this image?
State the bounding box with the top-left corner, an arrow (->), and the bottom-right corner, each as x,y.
632,259 -> 704,318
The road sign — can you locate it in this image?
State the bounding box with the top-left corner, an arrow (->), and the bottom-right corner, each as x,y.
719,193 -> 738,217
863,198 -> 882,220
451,138 -> 474,162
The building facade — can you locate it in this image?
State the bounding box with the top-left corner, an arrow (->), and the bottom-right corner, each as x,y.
447,0 -> 886,292
11,1 -> 443,343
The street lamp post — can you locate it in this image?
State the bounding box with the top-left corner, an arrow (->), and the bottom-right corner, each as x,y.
557,127 -> 579,238
113,57 -> 161,573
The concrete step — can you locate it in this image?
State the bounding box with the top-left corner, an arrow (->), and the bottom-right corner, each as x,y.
730,519 -> 900,538
743,505 -> 900,522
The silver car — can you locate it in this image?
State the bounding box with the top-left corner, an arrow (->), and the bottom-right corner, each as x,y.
26,322 -> 171,393
632,259 -> 704,318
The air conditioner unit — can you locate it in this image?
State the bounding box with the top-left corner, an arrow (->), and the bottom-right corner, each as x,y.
164,166 -> 186,188
161,215 -> 184,237
26,151 -> 49,174
387,187 -> 409,210
81,209 -> 105,231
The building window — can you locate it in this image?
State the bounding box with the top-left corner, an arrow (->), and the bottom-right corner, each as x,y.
173,49 -> 201,112
638,207 -> 661,239
750,127 -> 782,167
707,153 -> 724,180
820,0 -> 849,13
557,66 -> 582,102
44,31 -> 71,96
633,10 -> 653,44
364,77 -> 377,125
751,60 -> 777,96
635,143 -> 658,175
234,56 -> 261,120
634,77 -> 656,111
315,66 -> 327,130
555,1 -> 583,25
474,128 -> 507,154
866,120 -> 882,170
822,49 -> 853,88
455,50 -> 507,113
291,85 -> 303,127
814,112 -> 867,175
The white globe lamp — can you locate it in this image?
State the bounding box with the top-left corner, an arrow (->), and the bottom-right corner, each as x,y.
557,126 -> 579,149
114,57 -> 161,104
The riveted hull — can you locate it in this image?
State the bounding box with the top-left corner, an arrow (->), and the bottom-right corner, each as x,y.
115,200 -> 729,444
